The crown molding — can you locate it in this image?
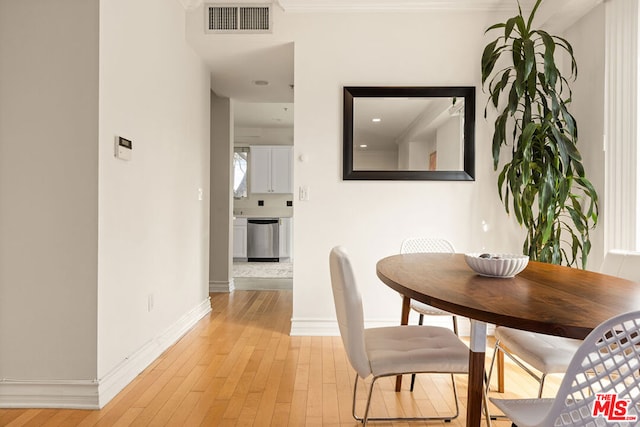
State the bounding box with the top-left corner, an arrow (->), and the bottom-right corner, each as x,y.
177,0 -> 203,10
276,0 -> 531,12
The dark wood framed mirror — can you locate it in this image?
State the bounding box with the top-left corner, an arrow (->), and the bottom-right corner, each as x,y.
343,86 -> 475,181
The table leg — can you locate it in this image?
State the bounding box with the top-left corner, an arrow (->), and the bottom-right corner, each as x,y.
395,295 -> 411,392
467,320 -> 487,427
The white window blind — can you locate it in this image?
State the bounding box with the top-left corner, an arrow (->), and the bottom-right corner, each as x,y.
604,0 -> 639,251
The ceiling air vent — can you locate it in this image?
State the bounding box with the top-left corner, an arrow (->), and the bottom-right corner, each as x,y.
207,4 -> 271,33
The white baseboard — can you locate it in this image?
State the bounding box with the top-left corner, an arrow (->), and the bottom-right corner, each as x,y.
290,319 -> 340,336
97,297 -> 212,407
290,317 -> 495,338
209,279 -> 235,293
0,297 -> 212,409
0,380 -> 99,409
233,277 -> 292,290
290,318 -> 405,336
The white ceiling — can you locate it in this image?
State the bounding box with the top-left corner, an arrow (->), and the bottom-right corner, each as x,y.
185,0 -> 601,128
234,101 -> 294,128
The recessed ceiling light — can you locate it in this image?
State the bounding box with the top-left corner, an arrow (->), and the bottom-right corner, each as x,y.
372,118 -> 381,123
359,144 -> 368,148
253,80 -> 270,86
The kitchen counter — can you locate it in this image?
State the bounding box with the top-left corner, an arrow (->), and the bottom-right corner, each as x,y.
233,210 -> 293,218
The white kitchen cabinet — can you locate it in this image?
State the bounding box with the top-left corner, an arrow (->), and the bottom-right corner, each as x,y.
279,217 -> 292,259
250,145 -> 293,194
233,217 -> 247,259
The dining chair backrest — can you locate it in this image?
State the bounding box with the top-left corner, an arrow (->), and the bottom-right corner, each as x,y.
541,309 -> 640,426
599,250 -> 626,276
600,249 -> 640,282
329,246 -> 371,379
400,237 -> 455,254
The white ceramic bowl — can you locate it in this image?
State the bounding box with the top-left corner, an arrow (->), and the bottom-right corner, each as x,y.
464,253 -> 529,278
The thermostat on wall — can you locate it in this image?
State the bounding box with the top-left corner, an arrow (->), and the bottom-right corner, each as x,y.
115,136 -> 132,161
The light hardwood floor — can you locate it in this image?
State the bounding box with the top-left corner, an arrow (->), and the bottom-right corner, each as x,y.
0,290 -> 560,426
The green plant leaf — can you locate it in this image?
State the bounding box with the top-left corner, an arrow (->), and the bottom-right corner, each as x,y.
493,112 -> 508,168
505,17 -> 518,39
560,106 -> 577,138
485,22 -> 507,33
523,39 -> 535,80
543,50 -> 558,87
552,35 -> 578,77
481,39 -> 500,83
490,69 -> 511,107
508,82 -> 520,114
512,38 -> 523,69
514,15 -> 527,38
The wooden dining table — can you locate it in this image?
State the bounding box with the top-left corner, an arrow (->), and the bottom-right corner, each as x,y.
376,252 -> 640,427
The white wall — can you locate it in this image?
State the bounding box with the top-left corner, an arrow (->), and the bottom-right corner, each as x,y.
398,139 -> 433,170
436,116 -> 463,170
0,0 -> 210,407
210,93 -> 234,291
235,127 -> 293,146
279,11 -> 525,334
97,0 -> 211,403
354,149 -> 398,170
564,4 -> 606,270
0,0 -> 99,381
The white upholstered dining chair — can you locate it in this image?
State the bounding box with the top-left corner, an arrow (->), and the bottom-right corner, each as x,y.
488,250 -> 640,398
490,309 -> 640,427
399,237 -> 459,391
329,246 -> 471,424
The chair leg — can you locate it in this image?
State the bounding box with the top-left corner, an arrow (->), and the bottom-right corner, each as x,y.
486,340 -> 500,394
409,313 -> 425,392
491,341 -> 545,396
537,374 -> 547,398
452,315 -> 459,336
482,378 -> 493,427
451,373 -> 460,418
352,375 -> 365,423
411,373 -> 461,420
352,372 -> 461,423
362,377 -> 377,425
352,374 -> 380,425
485,342 -> 505,393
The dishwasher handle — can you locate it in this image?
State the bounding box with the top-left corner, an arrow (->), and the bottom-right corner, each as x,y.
247,219 -> 279,225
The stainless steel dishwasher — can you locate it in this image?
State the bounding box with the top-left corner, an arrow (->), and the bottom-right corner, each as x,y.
247,218 -> 279,262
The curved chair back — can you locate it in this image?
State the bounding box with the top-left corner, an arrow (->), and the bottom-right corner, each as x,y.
600,250 -> 626,276
400,237 -> 455,254
542,310 -> 640,426
329,246 -> 371,379
600,249 -> 640,281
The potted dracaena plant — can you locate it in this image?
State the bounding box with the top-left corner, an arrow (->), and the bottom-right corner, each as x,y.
481,0 -> 598,268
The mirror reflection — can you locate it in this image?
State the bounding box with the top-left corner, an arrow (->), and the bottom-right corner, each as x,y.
353,97 -> 464,171
343,86 -> 475,181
